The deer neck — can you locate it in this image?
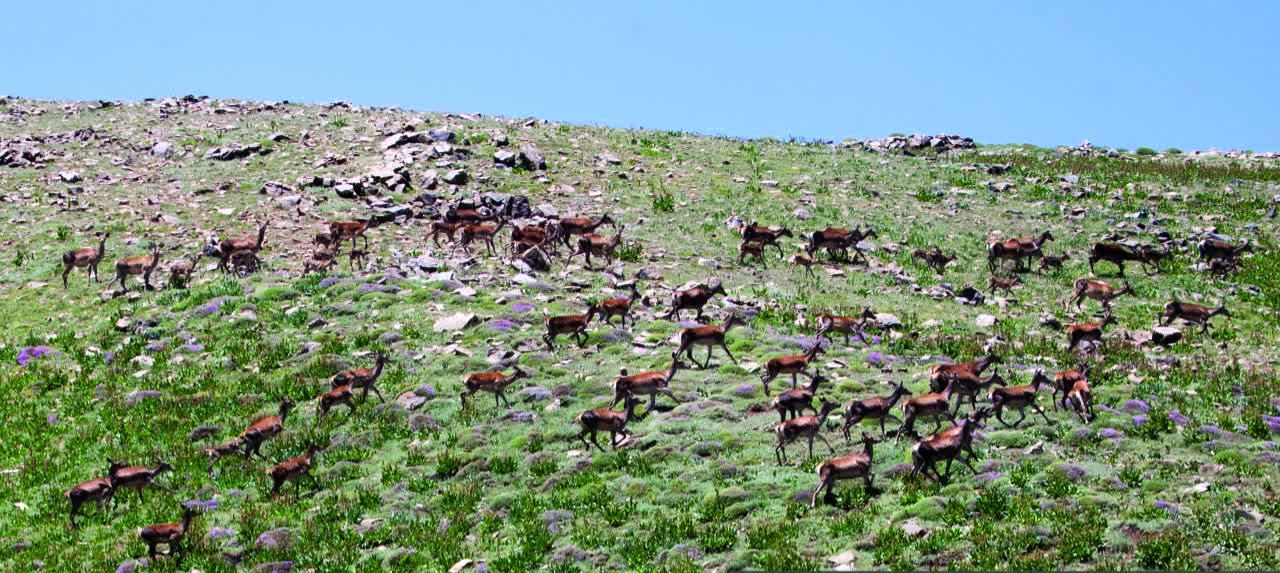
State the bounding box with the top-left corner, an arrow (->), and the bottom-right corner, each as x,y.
372,355 -> 386,379
664,360 -> 679,383
180,510 -> 193,533
886,389 -> 906,409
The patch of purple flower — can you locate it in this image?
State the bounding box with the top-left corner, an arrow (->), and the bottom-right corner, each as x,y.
16,346 -> 59,366
734,385 -> 757,397
144,341 -> 168,353
1122,399 -> 1149,413
208,527 -> 236,539
318,277 -> 342,289
867,351 -> 900,366
103,351 -> 116,364
487,318 -> 518,332
1074,428 -> 1092,439
179,344 -> 203,353
511,302 -> 535,313
1169,410 -> 1189,425
1061,463 -> 1087,480
1132,415 -> 1148,427
975,471 -> 1002,484
47,414 -> 58,424
185,497 -> 218,510
1258,452 -> 1280,465
1198,425 -> 1224,437
1100,428 -> 1124,439
1154,500 -> 1177,515
1264,416 -> 1280,434
678,320 -> 701,329
197,303 -> 220,317
1097,404 -> 1123,415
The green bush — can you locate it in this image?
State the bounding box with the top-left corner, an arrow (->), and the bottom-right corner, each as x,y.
1136,147 -> 1158,156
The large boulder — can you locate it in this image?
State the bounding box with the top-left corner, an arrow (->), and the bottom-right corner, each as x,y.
518,144 -> 546,171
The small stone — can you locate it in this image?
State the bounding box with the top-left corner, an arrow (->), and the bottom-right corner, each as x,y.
433,313 -> 478,332
976,314 -> 998,328
1152,326 -> 1182,345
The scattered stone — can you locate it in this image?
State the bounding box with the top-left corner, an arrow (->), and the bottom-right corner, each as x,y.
433,313 -> 478,332
518,144 -> 546,170
493,149 -> 516,167
976,314 -> 998,328
254,528 -> 293,551
1152,326 -> 1182,345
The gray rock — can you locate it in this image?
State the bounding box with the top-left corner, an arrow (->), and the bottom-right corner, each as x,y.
535,203 -> 559,217
518,144 -> 546,170
1152,326 -> 1182,345
254,528 -> 293,551
151,141 -> 172,158
433,313 -> 478,332
443,169 -> 468,185
493,149 -> 516,167
427,129 -> 455,143
874,313 -> 902,328
396,391 -> 426,411
522,247 -> 552,272
793,207 -> 811,220
516,386 -> 552,401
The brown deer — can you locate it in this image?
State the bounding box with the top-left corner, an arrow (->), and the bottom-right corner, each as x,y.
789,252 -> 818,278
741,223 -> 794,257
1066,378 -> 1093,423
771,368 -> 828,423
167,252 -> 203,289
61,232 -> 108,288
218,219 -> 269,272
348,247 -> 369,271
330,352 -> 389,403
897,381 -> 958,442
329,218 -> 374,250
1198,238 -> 1251,264
775,400 -> 841,464
557,213 -> 616,248
909,409 -> 987,484
925,407 -> 993,465
1067,279 -> 1132,311
107,244 -> 162,291
1088,242 -> 1162,276
1066,313 -> 1117,352
576,396 -> 644,451
428,220 -> 464,248
816,308 -> 877,346
1038,253 -> 1069,273
317,384 -> 356,420
807,226 -> 877,262
811,433 -> 881,507
459,219 -> 509,256
912,246 -> 955,275
228,248 -> 260,275
66,460 -> 127,525
461,366 -> 530,408
988,372 -> 1053,428
446,206 -> 496,224
109,461 -> 175,508
760,340 -> 825,395
988,230 -> 1053,271
204,438 -> 244,477
1032,365 -> 1089,411
138,506 -> 197,561
672,312 -> 745,368
611,358 -> 683,410
1160,300 -> 1230,333
948,370 -> 1007,415
842,382 -> 911,441
569,225 -> 625,269
239,398 -> 295,459
737,240 -> 769,267
510,222 -> 558,256
666,283 -> 728,321
928,354 -> 1000,393
269,443 -> 325,496
544,304 -> 598,350
988,275 -> 1021,295
598,282 -> 641,327
302,245 -> 339,275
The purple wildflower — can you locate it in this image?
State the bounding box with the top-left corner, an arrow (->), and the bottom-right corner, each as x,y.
1122,399 -> 1149,413
103,351 -> 115,364
1264,416 -> 1280,434
1098,404 -> 1123,415
47,414 -> 58,424
512,302 -> 535,313
208,527 -> 236,539
1169,410 -> 1189,425
197,303 -> 220,317
1061,463 -> 1087,480
734,385 -> 757,396
1132,415 -> 1148,427
318,277 -> 341,289
1198,425 -> 1224,437
975,471 -> 1002,484
16,346 -> 59,366
357,283 -> 386,293
1258,452 -> 1280,465
1074,428 -> 1091,439
1100,428 -> 1124,439
1263,442 -> 1278,449
487,318 -> 518,332
1154,500 -> 1177,515
179,344 -> 203,353
185,497 -> 218,510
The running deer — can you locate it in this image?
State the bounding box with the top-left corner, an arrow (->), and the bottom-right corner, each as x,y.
1197,238 -> 1251,264
816,308 -> 877,346
775,400 -> 841,464
461,366 -> 530,408
988,373 -> 1053,428
760,340 -> 825,395
269,443 -> 325,496
330,352 -> 388,403
510,222 -> 558,256
1066,313 -> 1117,352
61,232 -> 108,288
569,225 -> 625,269
138,506 -> 197,561
988,230 -> 1053,271
1160,300 -> 1230,333
239,398 -> 295,458
446,206 -> 496,224
204,438 -> 244,477
897,381 -> 958,442
1067,279 -> 1132,310
807,226 -> 877,262
926,407 -> 992,465
1088,242 -> 1162,276
1066,378 -> 1093,423
771,368 -> 829,423
988,275 -> 1021,295
110,460 -> 175,508
107,244 -> 162,291
329,218 -> 374,250
598,282 -> 641,327
1038,253 -> 1069,273
912,246 -> 955,275
790,252 -> 818,278
167,252 -> 203,289
811,433 -> 881,507
741,222 -> 793,257
737,240 -> 769,267
67,460 -> 127,525
842,382 -> 911,441
556,213 -> 616,248
428,220 -> 464,248
665,283 -> 727,321
459,218 -> 508,256
218,219 -> 269,272
1033,365 -> 1089,411
908,409 -> 987,484
948,370 -> 1007,415
576,396 -> 644,451
611,358 -> 683,410
544,304 -> 598,350
317,384 -> 356,420
928,354 -> 1000,393
672,312 -> 745,368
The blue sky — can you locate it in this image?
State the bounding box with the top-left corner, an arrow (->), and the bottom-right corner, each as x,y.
4,1 -> 1278,150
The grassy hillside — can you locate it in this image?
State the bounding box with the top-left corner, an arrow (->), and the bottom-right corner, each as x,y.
1,96 -> 1279,572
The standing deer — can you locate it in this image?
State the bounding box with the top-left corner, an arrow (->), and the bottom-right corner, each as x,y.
672,312 -> 745,368
948,370 -> 1007,415
459,219 -> 509,256
912,247 -> 955,275
461,367 -> 530,408
331,352 -> 388,403
741,223 -> 793,257
329,218 -> 374,251
775,400 -> 841,464
988,230 -> 1052,271
138,506 -> 197,561
807,226 -> 877,263
760,340 -> 825,395
1032,365 -> 1089,411
107,244 -> 162,291
842,382 -> 910,441
109,461 -> 175,508
598,283 -> 641,327
897,381 -> 957,442
1066,313 -> 1117,353
1088,242 -> 1162,276
811,433 -> 881,507
1066,378 -> 1093,423
1066,279 -> 1132,311
218,219 -> 269,272
1037,253 -> 1069,273
927,354 -> 1000,393
569,225 -> 625,269
771,368 -> 829,423
167,252 -> 203,289
737,240 -> 769,267
816,308 -> 877,346
66,460 -> 127,526
1197,238 -> 1251,265
556,213 -> 616,248
61,232 -> 108,288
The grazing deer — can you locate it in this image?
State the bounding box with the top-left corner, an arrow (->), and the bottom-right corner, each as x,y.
737,240 -> 769,267
269,443 -> 325,496
909,409 -> 987,484
167,253 -> 203,289
897,381 -> 958,442
1038,253 -> 1069,273
948,370 -> 1007,415
459,219 -> 509,256
1066,378 -> 1093,423
428,220 -> 464,248
557,213 -> 616,248
1088,242 -> 1162,276
816,308 -> 877,346
771,368 -> 828,423
204,438 -> 244,477
544,304 -> 599,350
239,399 -> 295,459
988,230 -> 1052,271
611,358 -> 683,410
461,367 -> 530,408
138,506 -> 196,561
331,352 -> 389,403
760,340 -> 825,395
1066,313 -> 1117,352
807,226 -> 877,263
789,252 -> 818,278
317,384 -> 356,420
67,460 -> 127,525
598,283 -> 641,327
110,461 -> 175,508
988,373 -> 1053,428
329,218 -> 374,250
928,354 -> 1000,393
912,247 -> 955,275
1160,300 -> 1230,333
1067,279 -> 1132,311
577,396 -> 644,451
218,219 -> 269,272
1197,238 -> 1251,264
107,244 -> 162,291
988,275 -> 1021,295
569,225 -> 625,269
842,382 -> 911,441
666,283 -> 727,321
775,400 -> 841,464
61,232 -> 108,288
672,312 -> 745,368
741,222 -> 793,256
811,433 -> 881,507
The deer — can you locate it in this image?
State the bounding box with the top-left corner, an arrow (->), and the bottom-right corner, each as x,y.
330,352 -> 389,403
1066,313 -> 1117,353
577,396 -> 645,451
461,366 -> 530,408
1088,242 -> 1161,276
760,340 -> 825,395
897,380 -> 958,442
842,382 -> 911,441
239,398 -> 295,459
510,222 -> 558,256
107,244 -> 162,291
811,433 -> 881,507
598,282 -> 641,327
666,283 -> 727,322
1032,365 -> 1089,411
329,218 -> 374,250
61,232 -> 108,288
109,460 -> 175,508
228,248 -> 260,275
816,308 -> 877,346
789,252 -> 818,278
672,312 -> 745,368
166,252 -> 203,289
908,409 -> 987,484
428,220 -> 464,248
1067,279 -> 1132,311
312,231 -> 337,250
348,247 -> 369,271
1160,300 -> 1230,333
737,240 -> 769,267
269,443 -> 325,496
138,506 -> 197,561
317,383 -> 357,420
611,358 -> 683,410
204,438 -> 245,478
218,219 -> 269,272
66,460 -> 127,526
924,407 -> 993,465
771,368 -> 829,423
1066,378 -> 1093,423
445,206 -> 497,224
928,354 -> 1000,393
544,304 -> 598,350
302,245 -> 339,275
569,225 -> 625,269
912,246 -> 955,275
988,275 -> 1021,295
1037,253 -> 1069,273
1197,238 -> 1251,265
988,372 -> 1054,428
774,400 -> 841,464
948,370 -> 1007,415
988,230 -> 1053,271
556,213 -> 616,248
741,222 -> 793,257
807,226 -> 877,263
459,218 -> 509,256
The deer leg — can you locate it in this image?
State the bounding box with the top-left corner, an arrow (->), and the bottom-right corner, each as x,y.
544,333 -> 555,351
811,476 -> 830,508
996,406 -> 1013,428
720,342 -> 737,364
941,458 -> 955,484
1033,403 -> 1052,425
958,455 -> 980,475
816,432 -> 836,454
806,435 -> 815,460
62,265 -> 72,288
1015,409 -> 1027,427
775,443 -> 786,465
368,384 -> 385,403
